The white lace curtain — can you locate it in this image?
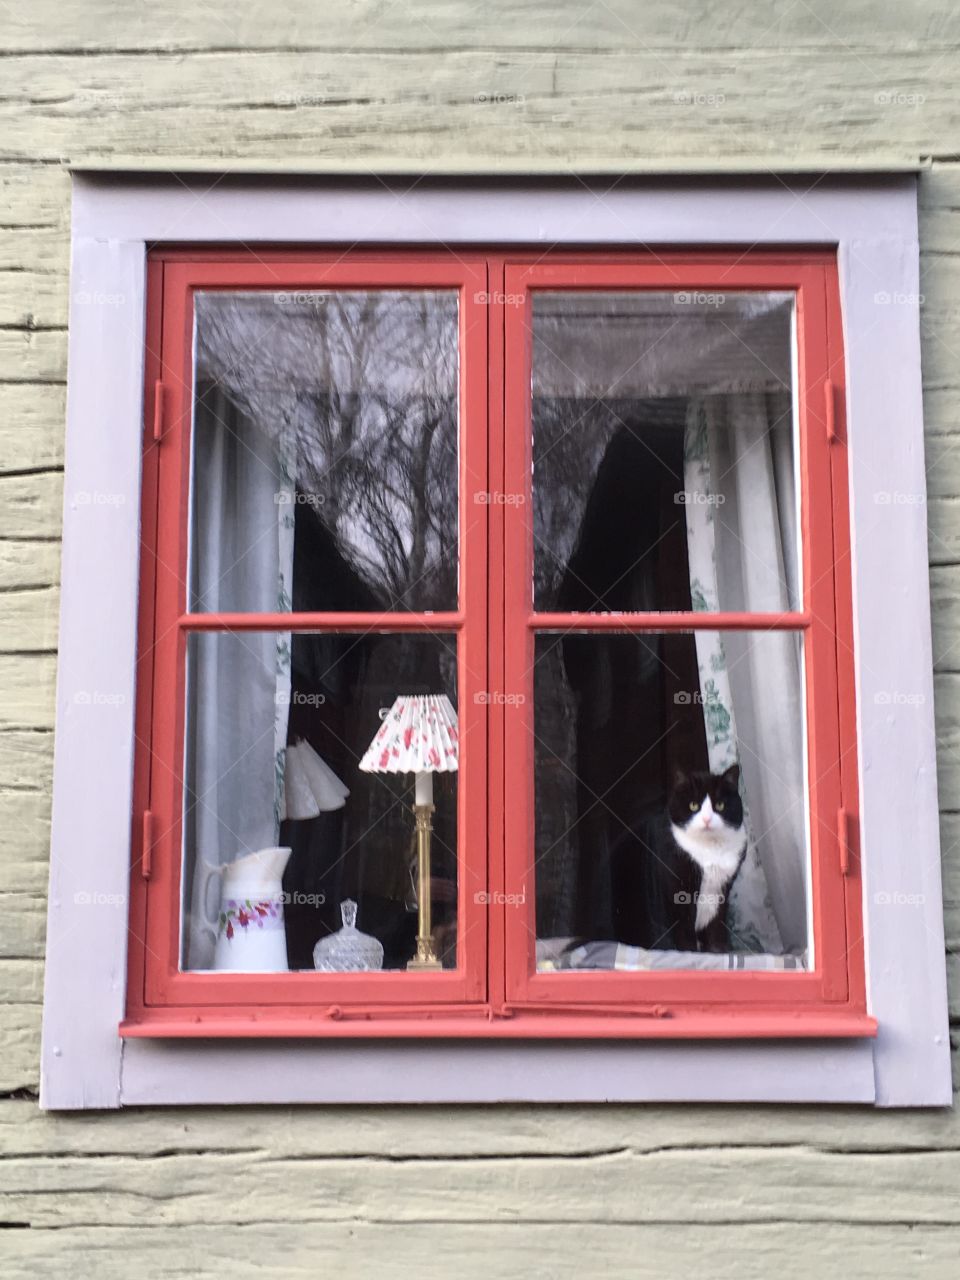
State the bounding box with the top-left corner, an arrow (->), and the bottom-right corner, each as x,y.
182,388 -> 294,970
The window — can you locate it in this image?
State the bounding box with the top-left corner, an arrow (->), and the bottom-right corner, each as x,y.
124,247 -> 869,1037
43,176 -> 947,1107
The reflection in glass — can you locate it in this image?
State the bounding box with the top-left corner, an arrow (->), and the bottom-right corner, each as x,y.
190,291 -> 459,614
533,630 -> 810,972
180,629 -> 458,972
532,292 -> 799,614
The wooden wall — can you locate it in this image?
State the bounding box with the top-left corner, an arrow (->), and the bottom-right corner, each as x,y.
1,3 -> 959,1274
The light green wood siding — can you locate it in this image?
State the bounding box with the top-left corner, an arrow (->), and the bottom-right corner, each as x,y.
1,3 -> 958,1273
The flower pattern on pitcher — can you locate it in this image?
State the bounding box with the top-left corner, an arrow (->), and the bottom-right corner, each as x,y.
218,897 -> 285,940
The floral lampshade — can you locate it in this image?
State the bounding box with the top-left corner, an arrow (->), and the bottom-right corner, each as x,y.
359,694 -> 458,971
359,694 -> 459,777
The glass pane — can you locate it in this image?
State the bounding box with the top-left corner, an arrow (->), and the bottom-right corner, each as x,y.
190,290 -> 459,614
532,292 -> 799,614
180,630 -> 459,973
532,630 -> 810,972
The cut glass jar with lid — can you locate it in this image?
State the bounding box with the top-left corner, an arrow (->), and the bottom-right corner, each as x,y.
313,900 -> 385,972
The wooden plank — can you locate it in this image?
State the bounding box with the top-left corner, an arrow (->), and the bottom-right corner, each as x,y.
0,729 -> 54,791
0,654 -> 57,729
930,566 -> 960,670
4,2 -> 960,53
0,166 -> 68,228
0,51 -> 954,167
925,442 -> 960,505
939,812 -> 960,946
0,273 -> 67,328
2,1146 -> 960,1227
922,386 -> 960,433
927,497 -> 960,565
0,226 -> 69,274
0,586 -> 59,652
0,1222 -> 957,1280
0,541 -> 61,591
0,891 -> 47,959
934,672 -> 960,809
0,473 -> 64,540
0,959 -> 43,1004
0,329 -> 65,384
0,384 -> 67,472
0,790 -> 51,892
4,1092 -> 960,1159
0,1004 -> 40,1092
948,949 -> 960,1020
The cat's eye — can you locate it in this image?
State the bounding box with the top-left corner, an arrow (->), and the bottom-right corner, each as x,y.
689,800 -> 699,811
716,802 -> 725,812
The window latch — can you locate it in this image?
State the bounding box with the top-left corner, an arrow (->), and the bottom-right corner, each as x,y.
837,805 -> 853,876
824,378 -> 840,444
152,380 -> 165,444
141,809 -> 155,880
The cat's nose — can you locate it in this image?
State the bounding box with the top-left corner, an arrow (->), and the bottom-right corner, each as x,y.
702,815 -> 713,828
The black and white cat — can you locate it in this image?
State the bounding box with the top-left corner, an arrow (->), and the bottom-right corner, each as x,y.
609,765 -> 747,952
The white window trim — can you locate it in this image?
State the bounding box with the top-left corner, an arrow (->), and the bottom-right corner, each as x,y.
40,173 -> 950,1109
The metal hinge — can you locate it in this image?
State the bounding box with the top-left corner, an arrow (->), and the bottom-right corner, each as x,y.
141,809 -> 155,880
824,378 -> 840,444
837,805 -> 853,876
152,380 -> 165,444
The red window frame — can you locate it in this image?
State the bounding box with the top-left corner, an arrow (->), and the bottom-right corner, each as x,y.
123,248 -> 873,1041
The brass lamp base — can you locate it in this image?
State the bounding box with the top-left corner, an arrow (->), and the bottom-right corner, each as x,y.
407,940 -> 443,971
406,802 -> 442,971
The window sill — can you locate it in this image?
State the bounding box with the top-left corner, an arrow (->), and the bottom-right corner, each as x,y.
120,1006 -> 877,1040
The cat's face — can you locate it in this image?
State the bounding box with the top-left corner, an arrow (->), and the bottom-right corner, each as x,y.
668,765 -> 744,835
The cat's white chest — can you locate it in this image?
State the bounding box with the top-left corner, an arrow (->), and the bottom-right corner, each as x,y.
670,822 -> 745,931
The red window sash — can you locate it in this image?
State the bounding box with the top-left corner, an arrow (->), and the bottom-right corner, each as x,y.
499,254 -> 861,1014
128,254 -> 489,1014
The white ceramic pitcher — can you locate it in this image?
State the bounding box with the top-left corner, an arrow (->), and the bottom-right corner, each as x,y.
199,846 -> 292,972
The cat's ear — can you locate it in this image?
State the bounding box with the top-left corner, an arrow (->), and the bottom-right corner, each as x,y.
672,768 -> 688,789
721,763 -> 740,788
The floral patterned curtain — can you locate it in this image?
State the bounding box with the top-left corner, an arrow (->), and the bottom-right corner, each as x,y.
682,394 -> 808,954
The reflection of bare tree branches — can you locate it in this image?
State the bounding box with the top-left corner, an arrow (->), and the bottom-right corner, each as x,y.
196,291 -> 458,610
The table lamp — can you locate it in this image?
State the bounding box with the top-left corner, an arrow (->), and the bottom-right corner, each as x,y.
359,694 -> 458,970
